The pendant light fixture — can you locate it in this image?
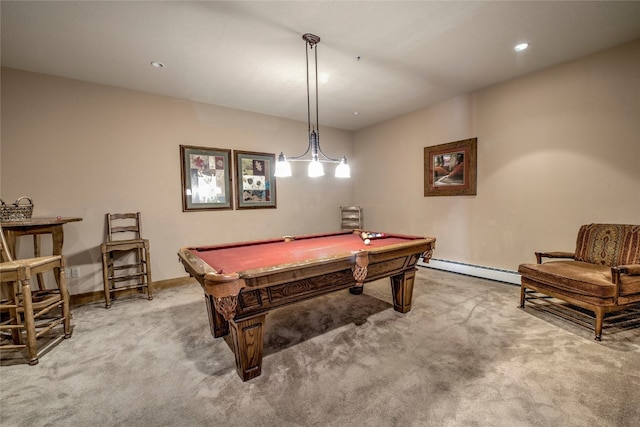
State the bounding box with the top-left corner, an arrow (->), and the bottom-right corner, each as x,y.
275,33 -> 350,178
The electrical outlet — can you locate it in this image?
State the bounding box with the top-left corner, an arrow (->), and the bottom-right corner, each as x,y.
70,267 -> 80,278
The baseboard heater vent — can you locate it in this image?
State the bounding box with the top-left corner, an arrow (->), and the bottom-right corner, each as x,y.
418,258 -> 520,285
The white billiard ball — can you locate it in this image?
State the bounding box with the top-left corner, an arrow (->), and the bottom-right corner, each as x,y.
364,238 -> 371,245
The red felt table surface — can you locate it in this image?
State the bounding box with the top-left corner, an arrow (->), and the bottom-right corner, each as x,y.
190,233 -> 415,274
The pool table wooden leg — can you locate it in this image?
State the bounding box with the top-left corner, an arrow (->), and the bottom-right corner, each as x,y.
390,268 -> 416,313
230,313 -> 267,381
348,285 -> 364,295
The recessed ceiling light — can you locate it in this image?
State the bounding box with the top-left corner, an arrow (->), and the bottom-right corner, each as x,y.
150,61 -> 164,68
514,43 -> 530,52
319,72 -> 330,84
353,111 -> 360,116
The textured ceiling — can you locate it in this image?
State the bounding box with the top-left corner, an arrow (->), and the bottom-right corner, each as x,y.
2,1 -> 640,131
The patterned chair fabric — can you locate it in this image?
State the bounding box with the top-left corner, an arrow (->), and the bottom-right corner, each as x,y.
574,224 -> 640,267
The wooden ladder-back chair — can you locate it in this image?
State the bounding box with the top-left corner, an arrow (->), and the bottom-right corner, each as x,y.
0,224 -> 71,365
340,206 -> 364,231
100,212 -> 153,308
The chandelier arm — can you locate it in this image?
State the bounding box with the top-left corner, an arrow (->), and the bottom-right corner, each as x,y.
316,145 -> 341,162
287,158 -> 340,163
287,146 -> 312,161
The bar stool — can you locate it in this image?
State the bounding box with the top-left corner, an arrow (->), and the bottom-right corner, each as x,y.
0,224 -> 72,365
100,213 -> 153,308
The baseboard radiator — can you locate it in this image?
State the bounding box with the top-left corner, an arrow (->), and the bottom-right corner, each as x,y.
418,258 -> 520,285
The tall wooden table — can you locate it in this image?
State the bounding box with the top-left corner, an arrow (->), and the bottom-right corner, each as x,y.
1,217 -> 83,289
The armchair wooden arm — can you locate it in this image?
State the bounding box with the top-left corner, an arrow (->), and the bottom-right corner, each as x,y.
611,264 -> 640,285
535,251 -> 575,264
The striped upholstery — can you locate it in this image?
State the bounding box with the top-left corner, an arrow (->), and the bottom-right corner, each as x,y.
574,224 -> 640,267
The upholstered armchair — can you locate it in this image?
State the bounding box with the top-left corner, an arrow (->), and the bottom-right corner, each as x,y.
519,224 -> 640,340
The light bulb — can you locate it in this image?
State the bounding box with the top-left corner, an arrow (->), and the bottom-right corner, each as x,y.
335,157 -> 351,178
308,160 -> 324,177
274,153 -> 292,177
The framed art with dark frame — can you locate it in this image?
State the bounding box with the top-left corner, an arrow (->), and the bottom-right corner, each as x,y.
180,145 -> 232,211
424,137 -> 477,197
234,150 -> 277,209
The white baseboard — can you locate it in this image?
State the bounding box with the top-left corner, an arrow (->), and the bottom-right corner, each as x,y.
418,258 -> 520,285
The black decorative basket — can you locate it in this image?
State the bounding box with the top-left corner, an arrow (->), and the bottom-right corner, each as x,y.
0,197 -> 34,221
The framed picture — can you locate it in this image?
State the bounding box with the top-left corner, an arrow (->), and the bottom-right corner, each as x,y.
424,137 -> 477,197
180,145 -> 232,211
234,150 -> 277,209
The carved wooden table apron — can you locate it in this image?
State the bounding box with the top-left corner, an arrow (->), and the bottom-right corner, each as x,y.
1,217 -> 82,288
178,231 -> 435,381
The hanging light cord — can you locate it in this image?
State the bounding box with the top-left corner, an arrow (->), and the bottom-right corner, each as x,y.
307,37 -> 313,136
286,34 -> 339,163
275,33 -> 350,178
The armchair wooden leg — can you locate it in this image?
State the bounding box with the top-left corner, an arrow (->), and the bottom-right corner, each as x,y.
594,309 -> 604,341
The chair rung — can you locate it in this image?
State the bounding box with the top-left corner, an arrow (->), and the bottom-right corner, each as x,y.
111,273 -> 147,282
0,304 -> 19,309
112,262 -> 146,270
1,294 -> 60,309
0,323 -> 23,330
1,316 -> 20,326
31,295 -> 62,306
33,302 -> 64,319
524,291 -> 640,333
109,283 -> 150,293
0,344 -> 27,350
35,318 -> 65,338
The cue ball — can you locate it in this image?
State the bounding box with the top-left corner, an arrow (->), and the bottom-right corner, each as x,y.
364,238 -> 371,245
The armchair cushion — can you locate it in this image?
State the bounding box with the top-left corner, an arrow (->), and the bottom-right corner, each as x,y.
518,261 -> 615,299
574,224 -> 640,266
519,261 -> 640,300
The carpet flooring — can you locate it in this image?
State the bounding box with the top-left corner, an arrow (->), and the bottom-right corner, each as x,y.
1,268 -> 639,426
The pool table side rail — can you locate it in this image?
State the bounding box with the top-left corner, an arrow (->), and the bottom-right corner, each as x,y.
180,237 -> 434,282
179,237 -> 434,301
240,237 -> 433,278
192,231 -> 356,252
191,230 -> 430,253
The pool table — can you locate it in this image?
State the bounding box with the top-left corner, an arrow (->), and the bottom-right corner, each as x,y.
178,230 -> 436,381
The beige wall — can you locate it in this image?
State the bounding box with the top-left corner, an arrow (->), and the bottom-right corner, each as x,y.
1,69 -> 353,294
353,40 -> 640,271
2,40 -> 639,295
